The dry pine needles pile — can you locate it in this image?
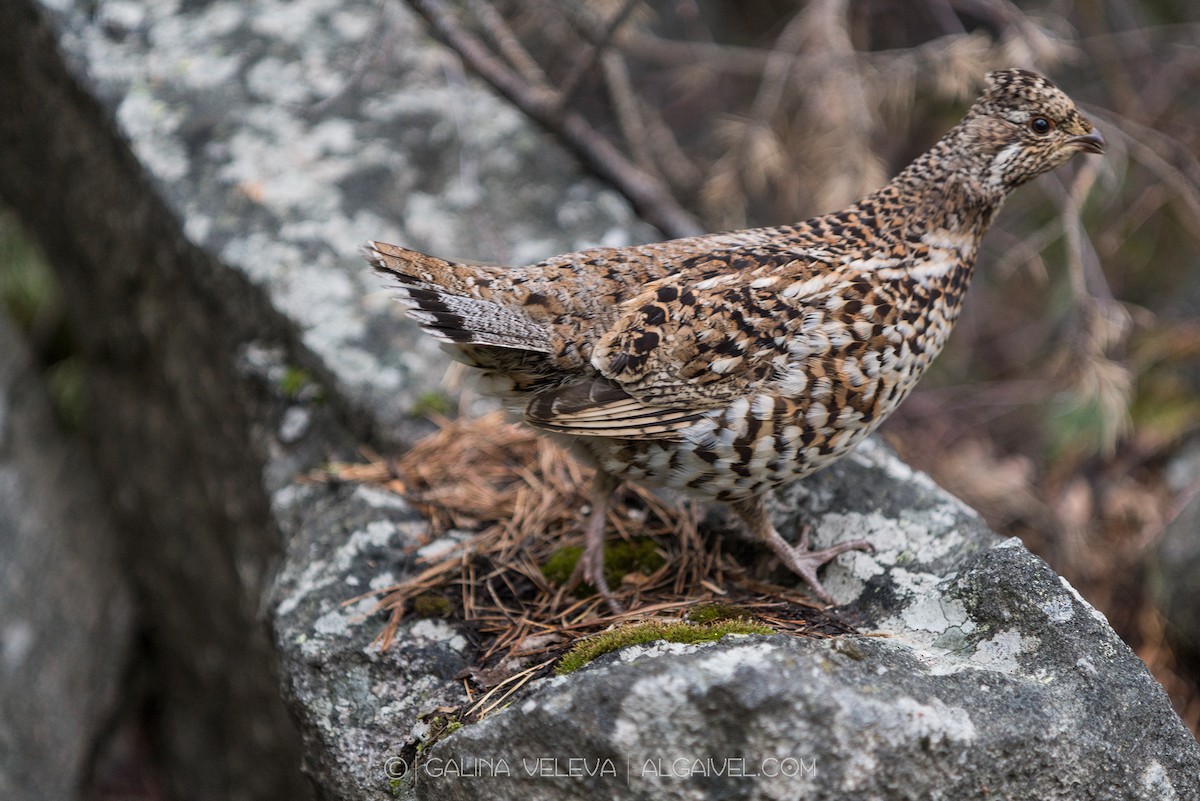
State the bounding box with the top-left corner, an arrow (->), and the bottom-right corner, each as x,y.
325,412 -> 850,697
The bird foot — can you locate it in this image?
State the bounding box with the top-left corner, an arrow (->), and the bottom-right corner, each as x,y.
767,525 -> 874,605
566,473 -> 624,615
566,539 -> 625,615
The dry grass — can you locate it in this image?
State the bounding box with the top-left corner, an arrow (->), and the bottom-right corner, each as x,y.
322,412 -> 852,718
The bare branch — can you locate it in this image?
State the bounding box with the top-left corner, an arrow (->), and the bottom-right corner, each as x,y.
602,51 -> 655,174
557,0 -> 641,110
465,0 -> 548,83
1083,104 -> 1200,237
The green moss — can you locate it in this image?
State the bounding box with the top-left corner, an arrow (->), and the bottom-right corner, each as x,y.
416,712 -> 464,753
411,593 -> 453,619
47,356 -> 85,432
541,545 -> 583,586
410,390 -> 453,418
606,537 -> 667,583
0,212 -> 83,430
556,618 -> 775,674
687,602 -> 754,624
0,213 -> 59,333
388,778 -> 403,796
541,537 -> 666,593
830,638 -> 867,661
279,365 -> 313,399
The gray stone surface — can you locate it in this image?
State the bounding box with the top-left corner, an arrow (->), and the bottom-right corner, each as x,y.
273,438 -> 1200,801
25,0 -> 652,438
0,316 -> 135,801
3,0 -> 1198,800
431,543 -> 1190,800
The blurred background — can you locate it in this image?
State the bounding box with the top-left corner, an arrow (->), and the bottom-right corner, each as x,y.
2,1 -> 1197,785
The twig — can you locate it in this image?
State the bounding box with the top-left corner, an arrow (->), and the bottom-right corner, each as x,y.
1082,104 -> 1200,236
465,0 -> 548,83
602,51 -> 656,174
1050,162 -> 1108,303
557,0 -> 641,109
405,0 -> 704,238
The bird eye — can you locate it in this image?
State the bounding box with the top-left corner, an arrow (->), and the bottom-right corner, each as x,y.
1029,116 -> 1054,134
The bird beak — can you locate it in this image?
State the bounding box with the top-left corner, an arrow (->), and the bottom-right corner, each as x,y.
1069,129 -> 1106,154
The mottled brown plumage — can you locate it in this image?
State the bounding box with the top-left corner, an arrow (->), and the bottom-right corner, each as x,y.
366,69 -> 1104,610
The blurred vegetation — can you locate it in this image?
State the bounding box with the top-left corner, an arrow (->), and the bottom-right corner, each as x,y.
0,211 -> 85,431
419,0 -> 1200,732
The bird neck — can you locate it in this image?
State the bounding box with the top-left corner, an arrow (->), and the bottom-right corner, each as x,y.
864,121 -> 1012,248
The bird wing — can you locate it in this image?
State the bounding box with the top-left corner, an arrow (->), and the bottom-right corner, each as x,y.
525,253 -> 847,439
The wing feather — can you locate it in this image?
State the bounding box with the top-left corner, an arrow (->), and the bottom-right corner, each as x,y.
524,253 -> 844,440
524,375 -> 701,439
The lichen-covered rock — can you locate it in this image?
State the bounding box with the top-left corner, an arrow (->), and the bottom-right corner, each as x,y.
426,541 -> 1193,801
0,316 -> 134,801
273,439 -> 1200,801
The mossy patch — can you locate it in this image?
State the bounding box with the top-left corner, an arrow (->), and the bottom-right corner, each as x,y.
279,365 -> 315,400
687,602 -> 756,624
410,390 -> 453,418
0,212 -> 83,430
556,618 -> 775,674
416,710 -> 464,754
541,537 -> 666,593
411,592 -> 453,619
541,545 -> 584,586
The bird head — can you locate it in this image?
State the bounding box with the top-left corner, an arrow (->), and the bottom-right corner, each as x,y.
962,68 -> 1105,190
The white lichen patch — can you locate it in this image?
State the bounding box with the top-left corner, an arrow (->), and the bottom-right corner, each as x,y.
612,672 -> 692,748
875,576 -> 1042,677
811,509 -> 968,604
313,607 -> 352,637
969,629 -> 1034,673
117,90 -> 189,182
407,619 -> 467,653
1058,575 -> 1110,624
352,484 -> 411,512
367,572 -> 395,592
416,532 -> 472,562
891,696 -> 978,744
1140,759 -> 1177,800
278,406 -> 311,443
276,555 -> 336,618
1037,593 -> 1074,623
279,516 -> 422,619
690,639 -> 779,682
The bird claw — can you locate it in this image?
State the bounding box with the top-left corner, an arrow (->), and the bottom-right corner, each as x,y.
772,525 -> 874,605
567,550 -> 624,614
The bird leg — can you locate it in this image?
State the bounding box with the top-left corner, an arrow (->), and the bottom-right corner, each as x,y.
568,470 -> 623,613
731,497 -> 873,605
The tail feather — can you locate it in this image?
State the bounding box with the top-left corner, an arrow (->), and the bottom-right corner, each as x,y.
364,240 -> 552,353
